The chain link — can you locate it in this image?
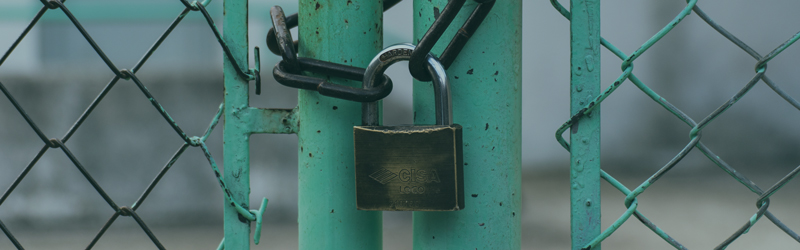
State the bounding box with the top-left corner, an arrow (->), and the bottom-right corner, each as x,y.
268,5 -> 394,103
265,0 -> 404,57
267,0 -> 494,102
0,1 -> 267,248
408,0 -> 495,82
552,0 -> 800,249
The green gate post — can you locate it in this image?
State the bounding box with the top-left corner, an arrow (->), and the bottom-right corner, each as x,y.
569,0 -> 601,249
297,0 -> 383,249
222,0 -> 251,249
411,1 -> 522,249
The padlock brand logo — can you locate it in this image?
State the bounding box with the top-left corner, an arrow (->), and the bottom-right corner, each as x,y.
379,48 -> 413,62
398,169 -> 441,183
368,168 -> 397,185
368,168 -> 441,185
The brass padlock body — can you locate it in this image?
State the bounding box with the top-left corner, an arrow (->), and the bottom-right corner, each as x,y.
354,125 -> 464,211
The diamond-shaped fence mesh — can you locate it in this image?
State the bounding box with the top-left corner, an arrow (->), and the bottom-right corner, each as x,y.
552,1 -> 800,249
0,1 -> 265,249
7,0 -> 800,249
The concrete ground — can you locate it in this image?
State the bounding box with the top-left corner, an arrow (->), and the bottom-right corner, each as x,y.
2,170 -> 799,249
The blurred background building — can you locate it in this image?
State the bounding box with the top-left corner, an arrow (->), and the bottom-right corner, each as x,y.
1,0 -> 799,249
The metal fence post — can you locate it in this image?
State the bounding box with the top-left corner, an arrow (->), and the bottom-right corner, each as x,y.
296,0 -> 383,249
569,0 -> 601,249
222,0 -> 251,249
411,1 -> 522,249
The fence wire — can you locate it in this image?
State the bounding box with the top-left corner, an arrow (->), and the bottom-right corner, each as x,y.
552,1 -> 800,249
0,1 -> 266,249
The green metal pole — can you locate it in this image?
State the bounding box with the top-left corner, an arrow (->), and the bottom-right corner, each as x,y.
411,1 -> 521,249
222,0 -> 251,249
569,0 -> 601,249
296,0 -> 383,249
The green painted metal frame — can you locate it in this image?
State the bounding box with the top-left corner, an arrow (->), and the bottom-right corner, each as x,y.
570,0 -> 601,250
221,0 -> 523,249
221,1 -> 301,249
411,0 -> 522,249
568,0 -> 602,249
295,0 -> 383,249
222,0 -> 384,248
222,0 -> 253,249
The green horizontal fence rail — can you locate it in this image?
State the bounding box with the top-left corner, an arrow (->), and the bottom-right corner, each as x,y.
554,0 -> 800,249
0,0 -> 268,249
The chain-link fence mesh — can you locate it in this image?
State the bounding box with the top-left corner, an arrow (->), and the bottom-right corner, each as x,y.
0,1 -> 266,249
552,1 -> 800,249
10,0 -> 800,249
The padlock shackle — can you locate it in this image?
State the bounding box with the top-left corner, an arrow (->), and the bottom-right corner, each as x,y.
426,56 -> 452,126
362,43 -> 452,126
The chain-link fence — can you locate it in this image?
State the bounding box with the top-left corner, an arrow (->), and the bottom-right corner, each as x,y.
11,0 -> 800,249
553,1 -> 800,249
0,1 -> 266,249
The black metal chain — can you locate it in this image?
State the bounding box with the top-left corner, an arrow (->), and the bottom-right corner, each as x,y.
409,0 -> 495,82
265,0 -> 403,56
269,6 -> 393,103
267,0 -> 493,102
273,58 -> 393,102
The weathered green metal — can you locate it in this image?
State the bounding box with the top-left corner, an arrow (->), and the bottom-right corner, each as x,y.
247,108 -> 297,134
222,0 -> 251,248
296,0 -> 383,249
568,0 -> 601,249
411,0 -> 521,249
554,1 -> 702,248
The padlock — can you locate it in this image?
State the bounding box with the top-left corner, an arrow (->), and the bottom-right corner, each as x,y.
354,43 -> 464,211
